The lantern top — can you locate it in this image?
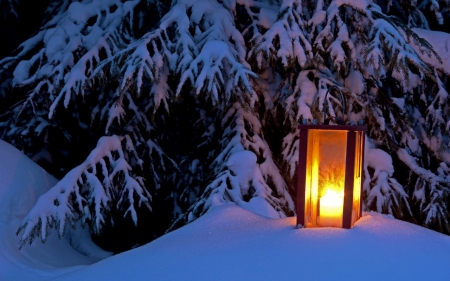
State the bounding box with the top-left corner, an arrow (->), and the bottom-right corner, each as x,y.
298,124 -> 367,132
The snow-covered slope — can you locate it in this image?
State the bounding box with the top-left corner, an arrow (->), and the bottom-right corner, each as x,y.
1,140 -> 450,281
0,140 -> 110,281
53,205 -> 450,281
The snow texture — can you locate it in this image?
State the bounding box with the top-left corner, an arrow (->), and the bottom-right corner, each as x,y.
174,102 -> 295,227
412,28 -> 450,74
0,140 -> 110,281
16,135 -> 152,246
9,205 -> 450,281
1,136 -> 450,281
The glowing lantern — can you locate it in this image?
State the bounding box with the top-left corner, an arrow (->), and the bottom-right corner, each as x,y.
296,124 -> 366,229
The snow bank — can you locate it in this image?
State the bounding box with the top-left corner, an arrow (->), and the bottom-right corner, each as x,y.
53,205 -> 450,281
0,140 -> 109,281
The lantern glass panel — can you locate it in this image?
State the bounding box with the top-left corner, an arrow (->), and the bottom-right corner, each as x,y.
305,130 -> 347,227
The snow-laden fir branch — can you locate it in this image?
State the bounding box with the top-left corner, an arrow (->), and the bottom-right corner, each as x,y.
16,135 -> 151,248
249,0 -> 313,70
364,10 -> 437,86
399,147 -> 450,231
172,101 -> 294,227
364,138 -> 411,215
280,70 -> 363,176
374,0 -> 432,29
95,0 -> 257,112
0,0 -> 141,119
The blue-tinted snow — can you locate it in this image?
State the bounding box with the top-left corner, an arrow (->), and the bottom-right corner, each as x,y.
1,139 -> 450,280
0,140 -> 110,281
52,205 -> 450,281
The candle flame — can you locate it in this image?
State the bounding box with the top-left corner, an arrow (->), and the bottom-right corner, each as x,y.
321,189 -> 344,207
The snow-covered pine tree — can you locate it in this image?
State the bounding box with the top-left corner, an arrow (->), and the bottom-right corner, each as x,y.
374,0 -> 450,31
0,0 -> 295,249
0,0 -> 449,251
171,99 -> 295,230
249,0 -> 450,232
0,0 -> 177,250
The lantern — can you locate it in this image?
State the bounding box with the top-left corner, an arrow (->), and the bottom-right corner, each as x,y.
296,124 -> 366,229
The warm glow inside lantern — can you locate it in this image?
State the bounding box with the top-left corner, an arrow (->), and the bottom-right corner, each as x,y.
297,125 -> 366,229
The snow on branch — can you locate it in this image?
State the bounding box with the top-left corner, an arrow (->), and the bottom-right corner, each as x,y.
249,0 -> 369,72
281,70 -> 366,178
398,148 -> 450,230
364,140 -> 410,215
92,5 -> 190,112
281,76 -> 317,178
0,0 -> 140,119
233,0 -> 273,43
313,0 -> 360,72
249,0 -> 313,70
423,70 -> 449,142
171,0 -> 258,102
364,10 -> 436,86
177,40 -> 257,104
177,102 -> 294,225
377,0 -> 449,29
94,0 -> 256,111
418,0 -> 445,25
16,135 -> 151,248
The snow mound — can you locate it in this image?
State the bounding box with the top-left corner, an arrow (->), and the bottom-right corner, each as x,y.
0,140 -> 110,281
52,205 -> 450,281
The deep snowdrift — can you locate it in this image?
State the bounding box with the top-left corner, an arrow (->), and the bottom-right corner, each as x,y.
0,140 -> 110,281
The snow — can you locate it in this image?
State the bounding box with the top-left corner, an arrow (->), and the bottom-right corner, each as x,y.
258,7 -> 277,29
412,28 -> 450,74
293,71 -> 318,121
226,150 -> 280,218
50,206 -> 450,281
365,143 -> 394,177
0,140 -> 110,281
16,134 -> 154,244
1,140 -> 450,280
345,68 -> 365,96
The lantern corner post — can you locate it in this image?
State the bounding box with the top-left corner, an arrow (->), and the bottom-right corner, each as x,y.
296,128 -> 309,228
359,130 -> 366,217
342,130 -> 357,229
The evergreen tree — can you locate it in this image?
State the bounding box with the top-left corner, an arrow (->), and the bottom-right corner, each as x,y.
0,0 -> 449,251
374,0 -> 450,31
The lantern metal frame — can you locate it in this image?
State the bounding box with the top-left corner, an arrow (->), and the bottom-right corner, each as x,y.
296,124 -> 367,229
296,86 -> 367,229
